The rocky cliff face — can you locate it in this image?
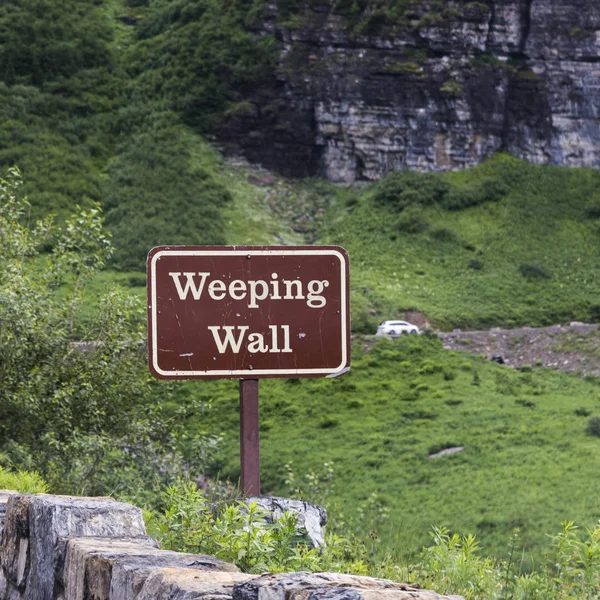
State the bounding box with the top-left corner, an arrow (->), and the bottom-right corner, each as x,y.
218,0 -> 600,181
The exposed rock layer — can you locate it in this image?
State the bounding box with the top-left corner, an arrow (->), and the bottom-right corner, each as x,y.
218,0 -> 600,180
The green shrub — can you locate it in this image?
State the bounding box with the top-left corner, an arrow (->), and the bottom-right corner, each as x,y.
574,407 -> 591,417
430,227 -> 457,242
351,304 -> 378,334
127,0 -> 277,132
586,416 -> 600,437
356,9 -> 390,33
440,79 -> 463,95
519,264 -> 552,280
468,258 -> 483,270
347,399 -> 364,409
0,168 -> 216,502
372,171 -> 448,211
515,399 -> 536,408
584,197 -> 600,218
334,0 -> 368,16
418,360 -> 440,375
0,85 -> 108,222
442,178 -> 508,210
0,467 -> 49,494
0,0 -> 115,87
149,482 -> 322,573
396,205 -> 429,233
442,368 -> 456,381
403,408 -> 437,419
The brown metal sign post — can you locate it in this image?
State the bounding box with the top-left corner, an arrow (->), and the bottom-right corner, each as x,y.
239,379 -> 260,495
147,246 -> 350,496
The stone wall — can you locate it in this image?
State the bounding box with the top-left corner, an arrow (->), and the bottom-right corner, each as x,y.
218,0 -> 600,180
0,491 -> 463,600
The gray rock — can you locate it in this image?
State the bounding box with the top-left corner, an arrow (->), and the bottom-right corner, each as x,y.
1,495 -> 31,593
0,489 -> 20,598
232,572 -> 463,600
137,569 -> 252,600
0,491 -> 19,542
218,0 -> 600,180
1,494 -> 147,600
63,537 -> 240,600
427,447 -> 465,460
243,497 -> 327,548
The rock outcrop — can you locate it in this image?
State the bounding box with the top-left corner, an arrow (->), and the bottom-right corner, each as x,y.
0,492 -> 463,600
233,572 -> 465,600
243,496 -> 327,548
218,0 -> 600,180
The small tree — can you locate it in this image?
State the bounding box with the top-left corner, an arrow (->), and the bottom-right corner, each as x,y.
0,167 -> 217,503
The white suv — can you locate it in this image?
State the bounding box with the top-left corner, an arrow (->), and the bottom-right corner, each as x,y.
376,320 -> 420,336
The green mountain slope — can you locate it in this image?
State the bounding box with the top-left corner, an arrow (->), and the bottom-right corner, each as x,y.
316,154 -> 600,330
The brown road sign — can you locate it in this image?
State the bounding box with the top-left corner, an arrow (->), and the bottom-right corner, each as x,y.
147,246 -> 350,379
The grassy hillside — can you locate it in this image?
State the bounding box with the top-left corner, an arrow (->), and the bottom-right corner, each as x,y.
318,154 -> 600,331
80,153 -> 600,332
187,334 -> 600,566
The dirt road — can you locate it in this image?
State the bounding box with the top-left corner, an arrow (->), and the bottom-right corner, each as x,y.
438,323 -> 600,376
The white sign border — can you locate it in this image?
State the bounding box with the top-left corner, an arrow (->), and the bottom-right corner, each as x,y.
149,248 -> 348,377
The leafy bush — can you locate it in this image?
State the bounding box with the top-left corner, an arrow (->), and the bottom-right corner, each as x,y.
586,416 -> 600,437
0,168 -> 217,502
584,196 -> 600,218
574,407 -> 591,417
126,0 -> 277,132
372,171 -> 448,211
430,227 -> 457,242
0,0 -> 115,87
0,84 -> 113,222
442,368 -> 456,381
396,205 -> 429,233
515,399 -> 536,408
148,482 -> 322,573
519,264 -> 552,280
419,527 -> 502,597
0,467 -> 48,494
468,258 -> 483,270
442,178 -> 508,210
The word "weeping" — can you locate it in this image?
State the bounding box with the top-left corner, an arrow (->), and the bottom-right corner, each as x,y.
169,272 -> 330,308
